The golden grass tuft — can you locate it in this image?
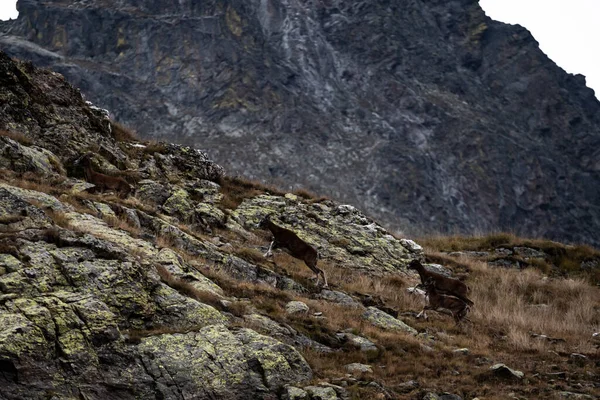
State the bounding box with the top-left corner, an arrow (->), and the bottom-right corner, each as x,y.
0,129 -> 33,146
142,141 -> 168,155
110,121 -> 138,142
102,214 -> 141,237
420,232 -> 600,283
0,214 -> 26,225
153,264 -> 249,315
217,176 -> 285,210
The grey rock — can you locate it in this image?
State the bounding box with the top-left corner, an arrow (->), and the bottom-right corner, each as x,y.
316,290 -> 361,307
490,363 -> 524,379
344,363 -> 373,374
448,251 -> 491,258
395,380 -> 419,393
363,307 -> 418,335
304,386 -> 339,400
136,180 -> 172,206
335,332 -> 379,354
514,247 -> 546,258
557,391 -> 595,399
282,386 -> 309,400
423,263 -> 453,277
399,239 -> 423,253
581,260 -> 600,271
285,301 -> 309,315
452,348 -> 470,355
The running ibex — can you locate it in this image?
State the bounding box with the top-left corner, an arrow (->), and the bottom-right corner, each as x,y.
260,215 -> 328,287
407,259 -> 473,306
417,279 -> 471,324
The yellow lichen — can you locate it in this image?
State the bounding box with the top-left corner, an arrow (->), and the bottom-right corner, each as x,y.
226,6 -> 243,37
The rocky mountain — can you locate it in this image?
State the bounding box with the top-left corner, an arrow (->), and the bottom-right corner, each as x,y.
1,52 -> 600,400
1,0 -> 600,246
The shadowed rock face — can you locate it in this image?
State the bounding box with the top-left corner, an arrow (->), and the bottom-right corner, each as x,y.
1,0 -> 600,245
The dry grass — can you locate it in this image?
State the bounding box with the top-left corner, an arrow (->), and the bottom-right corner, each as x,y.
102,214 -> 141,237
232,246 -> 265,264
420,232 -> 600,282
2,172 -> 66,197
142,141 -> 168,155
110,121 -> 138,142
44,209 -> 72,229
134,224 -> 600,399
153,264 -> 249,315
0,129 -> 33,146
4,162 -> 597,398
217,176 -> 285,210
468,261 -> 599,351
291,187 -> 329,203
0,214 -> 26,225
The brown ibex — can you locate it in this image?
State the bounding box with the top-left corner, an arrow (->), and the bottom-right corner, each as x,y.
77,153 -> 132,198
407,259 -> 473,306
259,215 -> 328,287
417,279 -> 471,325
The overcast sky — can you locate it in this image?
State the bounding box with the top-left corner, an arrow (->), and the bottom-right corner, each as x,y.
0,0 -> 598,98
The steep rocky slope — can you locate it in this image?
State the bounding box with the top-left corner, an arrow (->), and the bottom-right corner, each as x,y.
1,0 -> 600,246
1,52 -> 599,399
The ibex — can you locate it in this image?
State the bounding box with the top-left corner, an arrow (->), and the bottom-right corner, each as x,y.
77,153 -> 131,198
259,215 -> 328,287
417,279 -> 471,325
407,259 -> 473,306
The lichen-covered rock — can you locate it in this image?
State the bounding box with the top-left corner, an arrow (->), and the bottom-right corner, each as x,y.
304,386 -> 339,400
344,363 -> 373,374
136,179 -> 172,206
285,301 -> 309,315
139,325 -> 311,399
0,183 -> 313,399
0,136 -> 64,175
363,307 -> 418,335
316,290 -> 361,307
282,386 -> 309,400
162,188 -> 194,222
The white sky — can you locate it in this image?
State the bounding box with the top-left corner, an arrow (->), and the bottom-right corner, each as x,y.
0,1 -> 598,98
480,0 -> 599,98
0,2 -> 18,21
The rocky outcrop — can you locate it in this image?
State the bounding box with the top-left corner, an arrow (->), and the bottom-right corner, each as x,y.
1,0 -> 600,246
0,187 -> 313,399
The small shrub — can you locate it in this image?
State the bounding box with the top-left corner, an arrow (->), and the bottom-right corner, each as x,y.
233,246 -> 265,264
143,141 -> 168,155
110,121 -> 138,142
47,155 -> 66,175
155,264 -> 226,311
0,130 -> 33,146
45,209 -> 71,229
0,214 -> 26,225
217,176 -> 284,210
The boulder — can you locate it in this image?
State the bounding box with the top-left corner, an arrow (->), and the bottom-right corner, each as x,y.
490,363 -> 524,380
344,363 -> 373,374
363,307 -> 418,335
286,301 -> 310,315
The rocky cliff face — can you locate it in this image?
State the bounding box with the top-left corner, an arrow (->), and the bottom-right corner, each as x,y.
1,0 -> 599,246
